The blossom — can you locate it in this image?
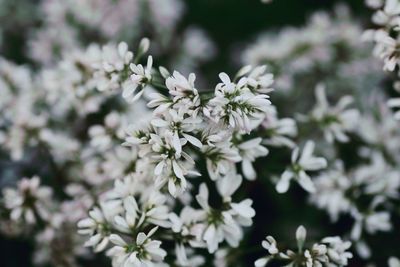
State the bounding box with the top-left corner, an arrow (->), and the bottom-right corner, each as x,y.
3,3 -> 395,263
123,56 -> 153,102
255,225 -> 352,267
217,172 -> 256,227
276,141 -> 327,193
309,84 -> 359,143
107,227 -> 166,267
112,196 -> 139,233
372,0 -> 400,25
309,163 -> 352,221
150,131 -> 195,194
321,237 -> 353,266
78,201 -> 122,252
103,42 -> 134,73
93,42 -> 133,92
262,108 -> 297,148
165,71 -> 201,114
206,72 -> 272,133
351,208 -> 392,240
237,137 -> 268,180
150,108 -> 203,149
169,207 -> 207,246
195,183 -> 254,253
203,135 -> 241,180
3,176 -> 53,225
245,65 -> 274,94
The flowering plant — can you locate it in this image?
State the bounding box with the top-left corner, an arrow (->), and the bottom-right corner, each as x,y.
0,1 -> 400,267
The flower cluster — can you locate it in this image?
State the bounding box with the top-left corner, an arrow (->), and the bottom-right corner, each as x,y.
309,153 -> 399,257
241,3 -> 400,264
255,225 -> 353,267
1,36 -> 271,265
364,0 -> 400,119
1,1 -> 400,267
71,42 -> 273,264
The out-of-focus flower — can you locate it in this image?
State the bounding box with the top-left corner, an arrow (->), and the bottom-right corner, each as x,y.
3,176 -> 53,225
308,84 -> 359,143
276,141 -> 327,193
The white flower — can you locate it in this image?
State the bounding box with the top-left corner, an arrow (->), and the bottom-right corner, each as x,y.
78,199 -> 124,251
147,91 -> 173,115
165,71 -> 201,113
113,196 -> 139,233
149,131 -> 197,196
123,56 -> 153,102
94,42 -> 134,92
217,170 -> 243,202
107,227 -> 166,267
217,172 -> 256,226
309,162 -> 352,222
304,244 -> 328,267
372,0 -> 400,25
256,226 -> 352,267
245,65 -> 274,94
367,29 -> 399,71
365,211 -> 392,234
169,207 -> 206,248
169,208 -> 207,265
98,42 -> 133,73
206,72 -> 272,133
150,108 -> 203,149
254,257 -> 270,267
262,236 -> 279,255
237,137 -> 268,180
203,136 -> 241,180
310,84 -> 359,143
88,112 -> 124,151
262,108 -> 297,148
140,190 -> 171,228
321,236 -> 353,266
195,183 -> 246,253
351,208 -> 392,240
276,141 -> 327,193
3,176 -> 53,225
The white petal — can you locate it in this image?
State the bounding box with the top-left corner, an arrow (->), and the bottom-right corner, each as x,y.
110,234 -> 126,246
276,171 -> 293,193
136,232 -> 147,245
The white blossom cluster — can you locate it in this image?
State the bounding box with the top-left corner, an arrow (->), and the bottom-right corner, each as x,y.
243,5 -> 384,113
255,225 -> 353,267
0,38 -> 272,266
1,1 -> 400,267
72,42 -> 275,265
241,3 -> 400,265
28,0 -> 183,65
364,0 -> 400,119
309,152 -> 399,258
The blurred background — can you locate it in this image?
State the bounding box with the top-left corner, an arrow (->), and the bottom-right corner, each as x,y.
1,0 -> 398,267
